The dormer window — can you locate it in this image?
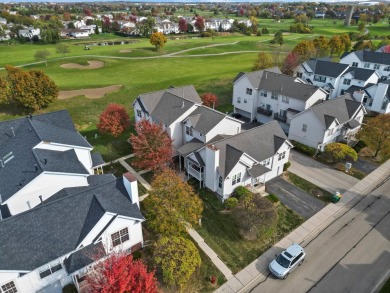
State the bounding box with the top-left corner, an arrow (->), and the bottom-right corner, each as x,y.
374,64 -> 380,70
352,62 -> 358,67
343,79 -> 351,85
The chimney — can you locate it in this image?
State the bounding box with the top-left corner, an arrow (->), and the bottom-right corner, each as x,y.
10,127 -> 15,137
205,144 -> 220,192
123,173 -> 139,207
39,195 -> 43,203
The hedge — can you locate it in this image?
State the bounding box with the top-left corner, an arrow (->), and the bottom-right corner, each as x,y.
291,140 -> 317,156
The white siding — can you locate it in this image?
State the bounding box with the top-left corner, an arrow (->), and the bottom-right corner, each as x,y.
168,105 -> 199,150
204,118 -> 241,143
233,76 -> 256,120
289,111 -> 325,149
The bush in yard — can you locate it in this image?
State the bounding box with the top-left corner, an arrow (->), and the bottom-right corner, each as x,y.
224,197 -> 238,210
283,161 -> 291,171
291,140 -> 317,156
97,104 -> 130,137
324,143 -> 358,163
234,186 -> 251,199
201,93 -> 218,108
353,140 -> 367,153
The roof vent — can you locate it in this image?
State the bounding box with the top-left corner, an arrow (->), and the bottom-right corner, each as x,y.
182,101 -> 185,108
2,152 -> 15,165
34,164 -> 38,172
39,195 -> 43,203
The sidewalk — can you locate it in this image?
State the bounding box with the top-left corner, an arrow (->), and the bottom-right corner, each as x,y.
215,159 -> 390,293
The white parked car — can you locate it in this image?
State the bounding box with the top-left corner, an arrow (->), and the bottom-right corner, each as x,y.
269,243 -> 306,279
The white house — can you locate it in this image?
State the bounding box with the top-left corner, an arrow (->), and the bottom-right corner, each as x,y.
347,79 -> 390,114
69,29 -> 90,38
0,17 -> 7,25
154,19 -> 179,34
233,68 -> 328,132
340,49 -> 390,79
336,66 -> 380,97
0,111 -> 105,218
0,173 -> 144,293
18,27 -> 40,40
295,59 -> 350,99
178,121 -> 292,200
288,94 -> 366,151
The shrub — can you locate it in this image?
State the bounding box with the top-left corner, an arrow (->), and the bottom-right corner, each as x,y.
324,143 -> 358,163
266,194 -> 279,203
62,284 -> 77,293
234,186 -> 251,199
353,140 -> 367,153
261,27 -> 269,34
132,250 -> 142,260
224,197 -> 238,210
283,161 -> 291,171
291,140 -> 317,156
256,31 -> 262,36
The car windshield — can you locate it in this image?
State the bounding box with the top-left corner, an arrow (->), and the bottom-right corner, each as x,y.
276,254 -> 291,268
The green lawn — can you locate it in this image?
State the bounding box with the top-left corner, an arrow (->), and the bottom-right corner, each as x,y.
196,190 -> 303,273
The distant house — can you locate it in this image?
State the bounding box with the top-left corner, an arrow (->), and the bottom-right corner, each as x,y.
232,68 -> 327,132
336,66 -> 380,96
0,173 -> 144,293
288,94 -> 366,151
0,17 -> 7,25
155,19 -> 179,34
340,50 -> 390,79
18,27 -> 40,40
0,111 -> 105,217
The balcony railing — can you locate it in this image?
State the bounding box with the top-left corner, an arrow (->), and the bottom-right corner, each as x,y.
188,166 -> 204,181
257,107 -> 273,116
274,113 -> 287,123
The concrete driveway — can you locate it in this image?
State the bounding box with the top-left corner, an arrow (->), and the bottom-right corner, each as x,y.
266,177 -> 325,219
289,150 -> 359,194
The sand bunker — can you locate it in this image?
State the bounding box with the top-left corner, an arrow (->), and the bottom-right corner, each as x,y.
60,60 -> 104,69
119,49 -> 132,53
58,85 -> 122,100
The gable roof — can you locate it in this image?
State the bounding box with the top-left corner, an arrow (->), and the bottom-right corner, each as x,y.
349,50 -> 390,66
344,67 -> 377,81
212,121 -> 289,178
33,149 -> 89,174
64,242 -> 106,274
304,59 -> 349,78
233,67 -> 281,87
0,111 -> 92,203
0,176 -> 144,271
309,94 -> 363,128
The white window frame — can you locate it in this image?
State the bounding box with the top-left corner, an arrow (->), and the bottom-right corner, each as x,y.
352,62 -> 358,67
364,63 -> 370,68
218,176 -> 223,188
343,79 -> 351,85
282,96 -> 289,104
38,261 -> 62,279
327,128 -> 334,137
384,66 -> 390,72
244,98 -> 247,103
302,124 -> 307,132
260,91 -> 268,97
185,126 -> 193,136
314,75 -> 326,82
237,97 -> 241,103
0,281 -> 18,293
373,64 -> 380,70
246,88 -> 253,95
136,109 -> 142,118
111,227 -> 130,247
231,173 -> 241,185
278,151 -> 286,161
271,92 -> 278,100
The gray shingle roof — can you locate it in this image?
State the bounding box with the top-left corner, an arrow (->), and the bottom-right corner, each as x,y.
309,94 -> 362,128
305,59 -> 349,78
0,177 -> 144,271
234,67 -> 281,88
33,149 -> 89,174
64,242 -> 106,274
344,67 -> 377,81
248,164 -> 270,178
91,152 -> 105,167
0,111 -> 92,202
213,121 -> 288,178
353,50 -> 390,65
137,85 -> 202,126
184,106 -> 232,135
177,138 -> 204,156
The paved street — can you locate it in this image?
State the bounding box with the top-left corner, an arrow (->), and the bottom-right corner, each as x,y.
245,177 -> 390,293
266,177 -> 325,219
289,150 -> 359,194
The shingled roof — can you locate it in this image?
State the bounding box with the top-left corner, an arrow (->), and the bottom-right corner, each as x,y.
344,67 -> 377,81
0,111 -> 92,202
0,176 -> 144,271
304,59 -> 349,78
350,50 -> 390,65
212,121 -> 289,178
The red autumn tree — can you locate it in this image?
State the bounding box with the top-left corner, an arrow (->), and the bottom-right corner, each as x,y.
201,93 -> 218,108
178,18 -> 187,33
282,52 -> 299,76
97,104 -> 130,137
130,119 -> 173,171
194,17 -> 205,32
383,45 -> 390,53
240,8 -> 245,17
84,252 -> 158,293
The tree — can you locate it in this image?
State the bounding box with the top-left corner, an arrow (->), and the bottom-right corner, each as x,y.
250,16 -> 258,34
324,143 -> 358,163
154,236 -> 201,289
149,32 -> 167,51
2,66 -> 58,111
272,31 -> 284,47
97,104 -> 130,137
201,93 -> 218,108
67,22 -> 75,29
143,168 -> 203,235
282,52 -> 299,75
130,120 -> 173,171
34,50 -> 50,67
340,34 -> 352,52
313,36 -> 330,57
56,43 -> 70,57
178,18 -> 187,33
358,114 -> 390,158
292,40 -> 316,63
85,252 -> 158,293
253,52 -> 273,70
328,35 -> 344,57
63,12 -> 71,21
358,21 -> 366,34
194,16 -> 205,32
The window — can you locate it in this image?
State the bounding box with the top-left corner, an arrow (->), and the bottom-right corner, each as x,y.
111,227 -> 129,247
264,158 -> 270,166
352,62 -> 358,67
260,91 -> 268,97
278,151 -> 286,161
136,109 -> 142,118
313,75 -> 326,82
382,100 -> 388,110
327,128 -> 334,137
237,97 -> 241,103
244,99 -> 247,103
185,126 -> 193,136
296,72 -> 303,78
364,63 -> 370,68
384,66 -> 390,72
282,96 -> 289,104
374,64 -> 380,70
343,79 -> 351,85
271,92 -> 278,100
246,88 -> 252,95
218,176 -> 223,188
38,262 -> 62,279
0,281 -> 17,293
279,109 -> 287,118
231,173 -> 241,185
302,124 -> 307,132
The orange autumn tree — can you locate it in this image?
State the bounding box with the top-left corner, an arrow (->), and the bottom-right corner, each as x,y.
130,120 -> 173,171
201,93 -> 218,108
84,253 -> 158,293
144,168 -> 203,235
97,104 -> 130,137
